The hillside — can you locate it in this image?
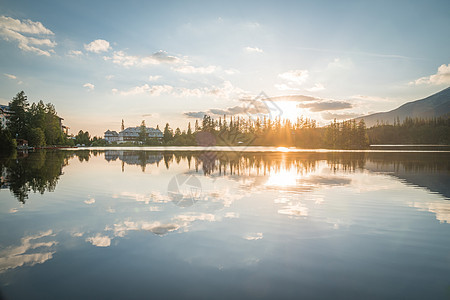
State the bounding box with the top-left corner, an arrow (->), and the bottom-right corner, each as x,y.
356,87 -> 450,127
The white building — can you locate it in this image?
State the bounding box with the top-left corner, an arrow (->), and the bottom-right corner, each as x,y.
0,104 -> 11,129
104,130 -> 119,143
104,127 -> 163,143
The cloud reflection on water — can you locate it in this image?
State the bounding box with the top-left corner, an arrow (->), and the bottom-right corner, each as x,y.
0,230 -> 57,272
1,149 -> 449,273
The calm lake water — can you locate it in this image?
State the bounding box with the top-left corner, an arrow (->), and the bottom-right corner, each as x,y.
0,148 -> 449,299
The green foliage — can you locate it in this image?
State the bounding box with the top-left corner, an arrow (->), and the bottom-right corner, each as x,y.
91,136 -> 108,146
7,91 -> 68,147
324,119 -> 369,149
75,130 -> 91,145
367,117 -> 450,145
42,103 -> 64,145
0,127 -> 16,153
163,123 -> 173,143
28,128 -> 46,147
8,91 -> 29,139
138,120 -> 147,144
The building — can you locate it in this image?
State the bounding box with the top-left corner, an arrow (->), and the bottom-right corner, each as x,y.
104,126 -> 163,143
58,117 -> 69,135
104,130 -> 119,143
0,104 -> 11,129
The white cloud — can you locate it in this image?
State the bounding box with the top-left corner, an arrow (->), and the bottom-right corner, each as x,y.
105,75 -> 114,80
68,50 -> 82,56
148,75 -> 161,81
114,80 -> 246,100
209,80 -> 247,99
4,73 -> 16,79
117,84 -> 173,96
104,50 -> 183,67
306,83 -> 325,92
105,50 -> 138,67
278,69 -> 309,85
351,95 -> 392,102
83,83 -> 95,91
224,212 -> 239,218
173,65 -> 217,74
86,234 -> 111,247
274,83 -> 300,91
0,15 -> 56,56
0,16 -> 53,34
141,50 -> 182,64
244,46 -> 263,53
244,232 -> 263,241
410,64 -> 450,85
225,68 -> 239,75
84,39 -> 111,53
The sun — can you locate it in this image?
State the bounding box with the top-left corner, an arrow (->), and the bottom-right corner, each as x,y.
272,101 -> 307,123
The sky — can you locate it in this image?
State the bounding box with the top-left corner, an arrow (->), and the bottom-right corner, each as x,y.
0,0 -> 449,136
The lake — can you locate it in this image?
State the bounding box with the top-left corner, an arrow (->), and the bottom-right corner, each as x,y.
0,148 -> 449,299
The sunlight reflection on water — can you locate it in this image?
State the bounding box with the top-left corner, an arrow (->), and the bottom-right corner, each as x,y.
0,149 -> 449,299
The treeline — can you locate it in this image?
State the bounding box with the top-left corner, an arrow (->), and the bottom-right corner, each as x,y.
1,91 -> 69,151
159,115 -> 370,149
2,91 -> 449,153
73,130 -> 108,147
367,117 -> 450,145
0,91 -> 106,152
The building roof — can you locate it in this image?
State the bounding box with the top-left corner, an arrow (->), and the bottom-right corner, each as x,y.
121,126 -> 161,133
0,104 -> 11,113
104,130 -> 119,136
120,127 -> 163,136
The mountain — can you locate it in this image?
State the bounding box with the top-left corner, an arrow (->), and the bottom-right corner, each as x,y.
356,87 -> 450,127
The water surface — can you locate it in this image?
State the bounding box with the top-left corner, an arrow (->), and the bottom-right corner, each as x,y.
0,149 -> 449,299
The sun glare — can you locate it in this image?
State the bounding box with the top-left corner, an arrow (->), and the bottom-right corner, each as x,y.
265,168 -> 299,187
272,101 -> 312,124
276,147 -> 290,152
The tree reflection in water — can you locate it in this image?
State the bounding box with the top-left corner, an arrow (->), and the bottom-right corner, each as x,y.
1,150 -> 449,203
1,151 -> 70,203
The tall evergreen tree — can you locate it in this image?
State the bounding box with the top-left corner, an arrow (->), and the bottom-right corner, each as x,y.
139,120 -> 147,144
163,123 -> 173,143
8,91 -> 29,139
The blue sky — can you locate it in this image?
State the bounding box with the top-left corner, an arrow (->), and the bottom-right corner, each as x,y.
0,0 -> 449,136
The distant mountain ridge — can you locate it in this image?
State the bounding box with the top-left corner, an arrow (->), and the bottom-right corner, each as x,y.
356,87 -> 450,127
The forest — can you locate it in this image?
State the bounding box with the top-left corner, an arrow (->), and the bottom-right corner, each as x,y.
1,91 -> 449,153
149,115 -> 370,149
367,117 -> 450,145
0,91 -> 69,152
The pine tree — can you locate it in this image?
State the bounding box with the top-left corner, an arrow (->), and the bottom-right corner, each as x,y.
187,122 -> 192,135
139,120 -> 147,144
8,91 -> 29,139
194,120 -> 199,132
163,123 -> 173,143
